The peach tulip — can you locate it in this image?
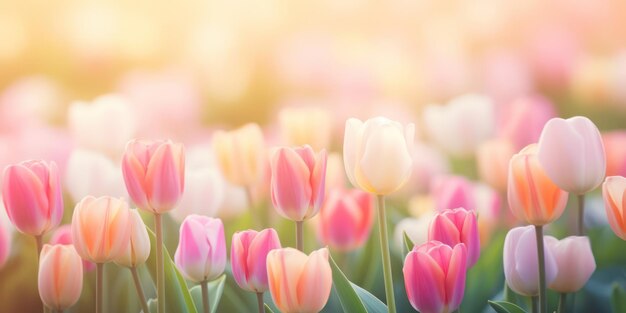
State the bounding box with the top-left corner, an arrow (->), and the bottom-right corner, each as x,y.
122,139 -> 185,214
476,139 -> 515,191
602,132 -> 626,177
343,117 -> 414,195
403,241 -> 467,313
71,196 -> 132,263
545,236 -> 596,293
38,244 -> 83,311
279,106 -> 333,151
428,208 -> 480,267
508,144 -> 569,225
602,176 -> 626,240
174,215 -> 226,283
50,225 -> 95,272
537,116 -> 606,195
2,160 -> 63,236
114,210 -> 150,268
212,123 -> 266,187
270,145 -> 327,221
266,248 -> 332,313
231,228 -> 282,293
317,189 -> 374,251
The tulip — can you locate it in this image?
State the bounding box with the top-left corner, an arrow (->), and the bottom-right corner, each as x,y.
317,189 -> 374,251
279,106 -> 333,151
38,244 -> 83,312
403,241 -> 467,313
602,132 -> 626,177
476,139 -> 515,191
545,236 -> 595,293
431,176 -> 475,212
498,96 -> 556,150
212,123 -> 266,188
428,208 -> 480,267
169,167 -> 224,222
602,176 -> 626,240
65,149 -> 127,202
49,225 -> 95,272
508,144 -> 569,226
266,248 -> 332,313
114,210 -> 150,268
503,226 -> 557,296
2,160 -> 63,252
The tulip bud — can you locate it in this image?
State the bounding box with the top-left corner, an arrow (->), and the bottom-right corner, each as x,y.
429,208 -> 480,267
545,236 -> 595,293
279,106 -> 333,151
403,241 -> 467,313
266,248 -> 332,313
174,215 -> 226,283
508,144 -> 569,225
212,123 -> 266,186
476,139 -> 515,191
317,189 -> 374,251
122,139 -> 185,214
2,160 -> 63,236
114,210 -> 150,268
602,132 -> 626,177
270,145 -> 327,221
38,244 -> 83,311
71,196 -> 132,263
537,116 -> 606,195
50,225 -> 95,272
503,226 -> 557,296
602,176 -> 626,240
343,117 -> 414,195
499,96 -> 556,149
231,228 -> 281,293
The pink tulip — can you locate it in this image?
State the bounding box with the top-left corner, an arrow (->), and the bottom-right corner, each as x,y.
270,145 -> 327,221
174,215 -> 226,283
317,189 -> 374,251
431,176 -> 475,212
545,236 -> 595,293
498,96 -> 556,149
602,176 -> 626,240
231,228 -> 282,293
429,208 -> 480,267
602,132 -> 626,177
38,244 -> 83,311
114,210 -> 150,268
267,248 -> 332,313
403,241 -> 467,313
2,160 -> 63,236
49,225 -> 95,272
537,116 -> 606,195
476,139 -> 515,191
122,139 -> 185,214
503,226 -> 557,296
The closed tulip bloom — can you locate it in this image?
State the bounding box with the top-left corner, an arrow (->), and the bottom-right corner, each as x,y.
2,160 -> 63,236
38,244 -> 83,311
431,176 -> 475,212
270,145 -> 327,221
267,248 -> 332,313
476,139 -> 515,191
71,196 -> 132,263
231,228 -> 282,293
279,106 -> 333,151
174,215 -> 226,283
317,189 -> 374,251
499,96 -> 556,149
403,241 -> 467,313
429,208 -> 480,267
122,139 -> 185,214
50,225 -> 95,272
212,123 -> 266,186
503,226 -> 557,296
602,132 -> 626,177
508,144 -> 569,225
343,117 -> 414,195
114,210 -> 150,268
545,236 -> 595,293
602,176 -> 626,240
537,116 -> 606,195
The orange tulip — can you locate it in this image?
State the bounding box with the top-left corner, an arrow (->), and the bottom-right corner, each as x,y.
603,176 -> 626,240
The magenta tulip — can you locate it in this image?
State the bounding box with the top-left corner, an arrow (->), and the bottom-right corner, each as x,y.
317,189 -> 374,251
174,215 -> 226,283
429,208 -> 480,267
231,228 -> 281,293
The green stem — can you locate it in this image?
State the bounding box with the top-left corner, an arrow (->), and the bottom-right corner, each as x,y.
557,293 -> 567,313
296,221 -> 304,251
155,213 -> 165,313
376,195 -> 396,313
201,280 -> 210,313
534,226 -> 546,313
96,263 -> 104,313
531,296 -> 538,313
577,194 -> 585,236
256,292 -> 264,313
130,267 -> 150,313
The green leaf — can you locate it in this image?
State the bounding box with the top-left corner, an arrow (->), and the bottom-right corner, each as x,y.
402,231 -> 414,257
612,284 -> 626,313
264,304 -> 276,313
329,254 -> 368,313
189,275 -> 226,313
145,228 -> 198,313
351,282 -> 387,313
488,300 -> 527,313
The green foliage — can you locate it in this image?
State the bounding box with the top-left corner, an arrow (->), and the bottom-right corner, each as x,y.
488,300 -> 527,313
189,275 -> 226,313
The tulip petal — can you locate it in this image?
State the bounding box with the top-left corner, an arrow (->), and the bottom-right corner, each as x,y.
296,248 -> 332,313
271,148 -> 312,221
146,144 -> 183,213
343,118 -> 363,188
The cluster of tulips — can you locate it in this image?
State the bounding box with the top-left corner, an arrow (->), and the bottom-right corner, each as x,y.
0,101 -> 625,313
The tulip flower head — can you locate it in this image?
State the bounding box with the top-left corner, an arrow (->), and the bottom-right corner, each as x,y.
317,189 -> 374,251
231,228 -> 282,293
431,176 -> 475,212
602,176 -> 626,240
403,241 -> 467,313
212,123 -> 266,187
266,247 -> 332,313
174,215 -> 226,283
2,160 -> 63,236
545,236 -> 596,293
603,132 -> 626,177
428,208 -> 480,267
38,244 -> 83,311
114,210 -> 150,268
343,117 -> 414,195
476,139 -> 515,191
122,139 -> 185,214
50,225 -> 95,272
